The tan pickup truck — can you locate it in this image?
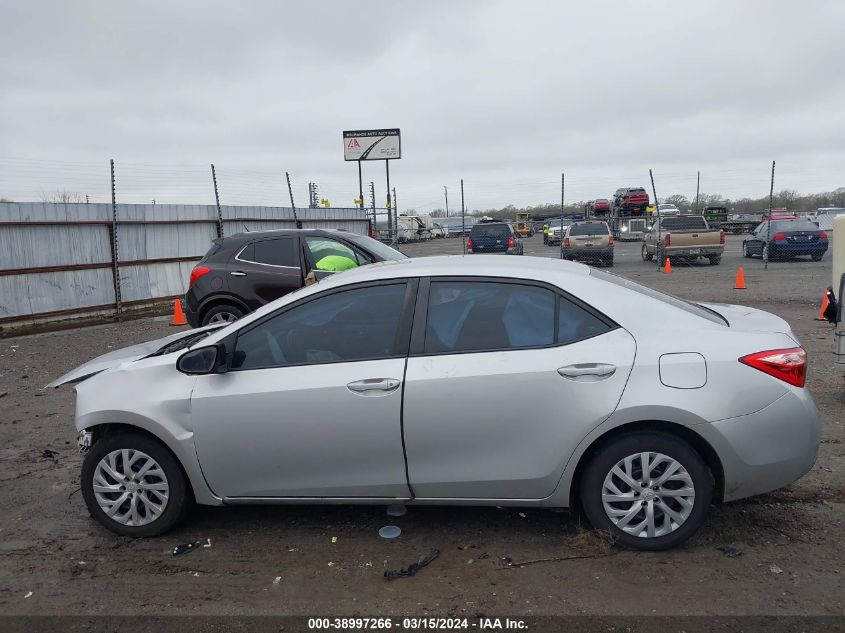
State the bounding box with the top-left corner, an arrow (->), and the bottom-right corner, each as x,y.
641,215 -> 725,266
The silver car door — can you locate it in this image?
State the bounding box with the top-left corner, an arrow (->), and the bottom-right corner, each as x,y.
402,278 -> 636,500
191,280 -> 415,499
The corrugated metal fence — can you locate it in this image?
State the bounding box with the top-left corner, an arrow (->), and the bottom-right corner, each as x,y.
0,202 -> 368,331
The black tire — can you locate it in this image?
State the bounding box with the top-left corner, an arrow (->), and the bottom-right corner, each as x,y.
708,255 -> 721,265
606,257 -> 614,268
811,253 -> 823,262
201,303 -> 244,326
579,432 -> 712,551
743,243 -> 752,258
641,244 -> 653,261
81,432 -> 191,537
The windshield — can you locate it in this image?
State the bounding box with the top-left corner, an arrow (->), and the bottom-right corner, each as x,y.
590,269 -> 727,325
570,223 -> 609,236
770,220 -> 821,232
472,223 -> 510,237
342,233 -> 408,260
661,216 -> 708,231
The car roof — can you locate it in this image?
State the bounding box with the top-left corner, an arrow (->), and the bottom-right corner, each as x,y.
225,228 -> 352,242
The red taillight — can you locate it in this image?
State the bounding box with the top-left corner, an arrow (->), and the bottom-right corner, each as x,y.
772,232 -> 785,241
563,237 -> 570,247
663,234 -> 671,246
189,265 -> 211,288
369,229 -> 377,239
739,347 -> 807,387
719,230 -> 725,245
820,230 -> 828,239
608,235 -> 614,245
507,235 -> 515,248
466,237 -> 473,251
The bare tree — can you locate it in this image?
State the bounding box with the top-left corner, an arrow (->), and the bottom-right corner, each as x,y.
40,189 -> 86,203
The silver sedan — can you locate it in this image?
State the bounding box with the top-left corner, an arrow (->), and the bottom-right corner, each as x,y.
50,256 -> 820,550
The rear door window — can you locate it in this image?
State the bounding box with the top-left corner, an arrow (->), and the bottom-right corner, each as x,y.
239,237 -> 298,267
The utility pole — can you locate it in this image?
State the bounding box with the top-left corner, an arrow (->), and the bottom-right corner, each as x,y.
461,179 -> 466,254
444,185 -> 450,218
560,173 -> 565,260
649,169 -> 661,268
211,164 -> 223,238
392,187 -> 398,223
85,194 -> 89,204
286,171 -> 300,228
695,171 -> 700,213
765,160 -> 776,270
385,160 -> 393,246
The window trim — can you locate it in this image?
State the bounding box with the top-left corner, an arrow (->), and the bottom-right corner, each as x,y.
409,275 -> 618,358
227,278 -> 417,372
234,237 -> 301,270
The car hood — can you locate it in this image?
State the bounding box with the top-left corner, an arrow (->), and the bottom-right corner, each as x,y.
698,302 -> 794,337
45,323 -> 224,388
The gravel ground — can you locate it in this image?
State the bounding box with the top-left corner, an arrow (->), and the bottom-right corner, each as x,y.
0,235 -> 843,618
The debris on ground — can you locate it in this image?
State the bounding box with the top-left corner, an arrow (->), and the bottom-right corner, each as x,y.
770,564 -> 784,574
718,546 -> 743,558
518,512 -> 526,518
24,591 -> 32,599
0,391 -> 8,398
202,538 -> 211,548
41,449 -> 58,462
384,549 -> 440,580
272,576 -> 282,588
171,540 -> 204,557
378,525 -> 401,539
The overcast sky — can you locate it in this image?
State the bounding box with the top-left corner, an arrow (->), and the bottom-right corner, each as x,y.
2,0 -> 844,211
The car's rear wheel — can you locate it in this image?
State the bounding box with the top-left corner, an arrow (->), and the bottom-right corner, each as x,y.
202,303 -> 244,326
81,433 -> 191,537
641,244 -> 653,261
579,432 -> 712,550
811,252 -> 823,261
743,243 -> 752,258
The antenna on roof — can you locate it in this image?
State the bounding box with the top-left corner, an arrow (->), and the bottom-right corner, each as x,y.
242,223 -> 250,232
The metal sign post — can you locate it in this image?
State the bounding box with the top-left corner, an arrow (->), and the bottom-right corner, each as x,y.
649,169 -> 661,268
765,161 -> 776,270
461,179 -> 466,254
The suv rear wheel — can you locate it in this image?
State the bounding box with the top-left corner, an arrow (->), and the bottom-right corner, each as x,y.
579,432 -> 712,550
81,433 -> 191,537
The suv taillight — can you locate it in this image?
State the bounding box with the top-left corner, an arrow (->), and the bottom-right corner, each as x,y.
608,235 -> 614,245
507,235 -> 515,248
739,347 -> 807,387
189,265 -> 211,288
563,237 -> 570,247
663,234 -> 671,246
820,230 -> 828,239
719,230 -> 725,245
466,237 -> 473,251
772,232 -> 785,241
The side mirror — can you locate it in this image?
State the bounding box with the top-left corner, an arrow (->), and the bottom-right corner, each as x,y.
177,344 -> 227,375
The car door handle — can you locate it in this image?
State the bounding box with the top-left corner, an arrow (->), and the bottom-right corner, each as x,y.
230,271 -> 247,277
347,378 -> 401,394
557,363 -> 616,380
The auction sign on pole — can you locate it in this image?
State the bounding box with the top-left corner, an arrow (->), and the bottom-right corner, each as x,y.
344,128 -> 401,245
343,129 -> 401,161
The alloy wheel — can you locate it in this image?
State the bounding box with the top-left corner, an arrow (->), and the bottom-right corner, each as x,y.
601,452 -> 695,539
208,311 -> 238,324
93,449 -> 170,526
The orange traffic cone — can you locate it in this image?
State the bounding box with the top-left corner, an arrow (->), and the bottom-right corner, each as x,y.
734,267 -> 747,289
662,257 -> 672,274
816,292 -> 830,321
171,298 -> 187,326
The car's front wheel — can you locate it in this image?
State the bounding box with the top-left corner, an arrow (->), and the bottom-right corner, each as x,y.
579,432 -> 712,550
202,303 -> 244,326
81,433 -> 191,537
641,244 -> 653,261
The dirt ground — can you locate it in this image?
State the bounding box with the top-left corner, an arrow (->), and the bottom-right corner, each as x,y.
1,236 -> 843,619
